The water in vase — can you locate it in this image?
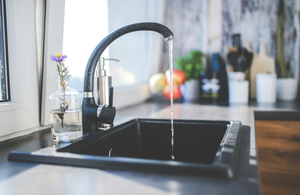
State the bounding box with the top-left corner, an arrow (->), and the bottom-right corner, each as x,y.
50,109 -> 82,142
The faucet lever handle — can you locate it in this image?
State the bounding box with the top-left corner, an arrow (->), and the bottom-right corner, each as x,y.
109,87 -> 113,108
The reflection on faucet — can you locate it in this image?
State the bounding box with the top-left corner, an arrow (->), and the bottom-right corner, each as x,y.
82,22 -> 174,133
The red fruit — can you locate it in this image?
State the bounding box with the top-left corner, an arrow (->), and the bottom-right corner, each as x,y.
165,69 -> 187,86
163,85 -> 181,100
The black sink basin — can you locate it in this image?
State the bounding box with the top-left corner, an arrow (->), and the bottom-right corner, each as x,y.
8,118 -> 242,177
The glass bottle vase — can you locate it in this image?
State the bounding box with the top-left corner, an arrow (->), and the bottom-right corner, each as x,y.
49,75 -> 82,142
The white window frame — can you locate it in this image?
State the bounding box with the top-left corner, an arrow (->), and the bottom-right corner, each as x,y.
41,0 -> 165,125
0,0 -> 41,141
41,0 -> 65,126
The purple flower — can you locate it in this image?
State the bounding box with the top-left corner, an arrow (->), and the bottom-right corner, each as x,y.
50,53 -> 67,62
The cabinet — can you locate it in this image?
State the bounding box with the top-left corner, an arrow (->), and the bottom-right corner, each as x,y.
256,120 -> 300,195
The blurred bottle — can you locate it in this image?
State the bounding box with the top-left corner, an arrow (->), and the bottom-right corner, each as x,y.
199,53 -> 228,102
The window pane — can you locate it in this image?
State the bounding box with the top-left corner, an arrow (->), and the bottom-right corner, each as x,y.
107,0 -> 153,88
63,0 -> 109,91
0,0 -> 9,101
63,0 -> 160,91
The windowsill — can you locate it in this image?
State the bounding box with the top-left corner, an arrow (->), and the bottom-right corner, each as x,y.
113,83 -> 151,109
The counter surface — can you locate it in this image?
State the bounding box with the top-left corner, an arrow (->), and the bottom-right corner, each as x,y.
0,102 -> 299,194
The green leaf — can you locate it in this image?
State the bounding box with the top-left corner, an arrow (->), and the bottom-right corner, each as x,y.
175,50 -> 205,80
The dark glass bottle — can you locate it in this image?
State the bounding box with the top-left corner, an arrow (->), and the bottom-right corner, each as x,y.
200,53 -> 228,103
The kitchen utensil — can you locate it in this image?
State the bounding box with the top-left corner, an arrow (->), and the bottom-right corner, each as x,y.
243,48 -> 253,70
227,34 -> 253,72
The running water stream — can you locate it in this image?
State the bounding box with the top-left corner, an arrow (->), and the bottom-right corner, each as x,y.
168,40 -> 175,160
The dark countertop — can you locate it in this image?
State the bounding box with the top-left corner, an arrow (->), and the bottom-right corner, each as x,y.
0,101 -> 299,194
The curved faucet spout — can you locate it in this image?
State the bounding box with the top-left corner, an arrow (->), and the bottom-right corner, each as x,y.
83,22 -> 174,93
82,22 -> 173,133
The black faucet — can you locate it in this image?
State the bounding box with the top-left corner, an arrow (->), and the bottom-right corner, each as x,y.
82,22 -> 174,133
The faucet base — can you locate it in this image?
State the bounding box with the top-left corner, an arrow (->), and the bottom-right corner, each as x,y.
82,97 -> 116,133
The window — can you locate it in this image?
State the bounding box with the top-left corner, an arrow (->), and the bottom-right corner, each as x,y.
0,0 -> 166,140
62,0 -> 164,90
0,0 -> 40,141
41,0 -> 165,126
107,0 -> 165,88
0,0 -> 8,101
63,0 -> 109,91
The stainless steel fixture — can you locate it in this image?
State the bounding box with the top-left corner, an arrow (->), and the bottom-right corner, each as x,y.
94,57 -> 120,128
